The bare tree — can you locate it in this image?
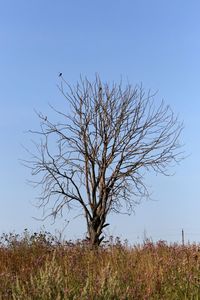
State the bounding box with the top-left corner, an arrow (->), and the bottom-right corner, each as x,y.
26,75 -> 183,246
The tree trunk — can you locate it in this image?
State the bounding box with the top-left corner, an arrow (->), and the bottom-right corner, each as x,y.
87,215 -> 105,247
88,227 -> 102,246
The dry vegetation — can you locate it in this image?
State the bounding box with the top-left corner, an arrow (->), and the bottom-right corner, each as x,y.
0,231 -> 199,299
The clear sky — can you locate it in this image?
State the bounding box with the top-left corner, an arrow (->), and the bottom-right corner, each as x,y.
0,0 -> 200,244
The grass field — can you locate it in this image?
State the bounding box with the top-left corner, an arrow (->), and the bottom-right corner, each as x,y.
0,230 -> 199,299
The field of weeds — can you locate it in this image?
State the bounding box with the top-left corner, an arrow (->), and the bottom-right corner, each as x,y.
0,230 -> 199,299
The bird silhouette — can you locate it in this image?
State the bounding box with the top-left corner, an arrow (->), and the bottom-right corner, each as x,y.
59,73 -> 62,77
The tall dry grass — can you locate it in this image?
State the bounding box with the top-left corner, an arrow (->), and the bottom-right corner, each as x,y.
0,231 -> 199,299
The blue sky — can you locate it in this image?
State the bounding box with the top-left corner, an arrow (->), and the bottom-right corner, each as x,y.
0,0 -> 200,243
